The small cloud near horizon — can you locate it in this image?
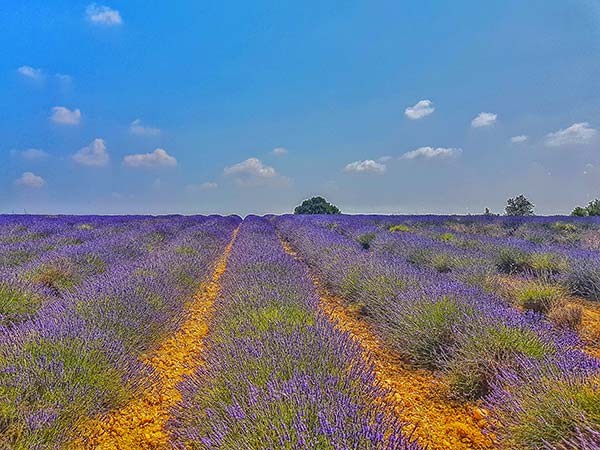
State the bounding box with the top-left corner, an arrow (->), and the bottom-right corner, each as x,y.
50,106 -> 81,125
405,100 -> 435,120
400,146 -> 462,160
86,4 -> 122,26
471,112 -> 497,128
344,159 -> 386,174
15,172 -> 46,188
545,122 -> 597,147
123,148 -> 177,168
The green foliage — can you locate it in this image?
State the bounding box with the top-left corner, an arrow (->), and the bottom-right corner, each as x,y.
571,206 -> 589,217
497,375 -> 600,449
552,221 -> 577,233
0,337 -> 131,449
355,233 -> 376,250
447,324 -> 555,400
495,248 -> 530,274
394,297 -> 473,369
512,282 -> 564,313
0,283 -> 44,326
438,232 -> 455,242
505,195 -> 535,216
572,199 -> 600,216
388,224 -> 411,233
293,196 -> 341,215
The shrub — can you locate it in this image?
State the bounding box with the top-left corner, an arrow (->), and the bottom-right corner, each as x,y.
564,259 -> 600,301
548,303 -> 583,330
552,221 -> 577,233
512,282 -> 564,313
572,206 -> 589,217
495,248 -> 530,274
528,252 -> 568,277
390,297 -> 473,369
356,233 -> 376,250
388,224 -> 411,233
438,232 -> 455,242
0,282 -> 45,326
487,355 -> 600,450
446,324 -> 555,400
293,197 -> 341,215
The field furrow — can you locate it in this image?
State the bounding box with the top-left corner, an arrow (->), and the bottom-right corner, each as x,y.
74,226 -> 239,449
279,236 -> 494,449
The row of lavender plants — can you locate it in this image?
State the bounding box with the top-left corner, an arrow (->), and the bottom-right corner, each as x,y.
0,215 -> 209,328
169,216 -> 419,449
275,215 -> 600,449
0,215 -> 239,449
320,214 -> 600,307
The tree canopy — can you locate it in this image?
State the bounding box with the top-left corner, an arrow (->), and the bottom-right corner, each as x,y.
505,195 -> 535,216
571,199 -> 600,216
294,196 -> 341,215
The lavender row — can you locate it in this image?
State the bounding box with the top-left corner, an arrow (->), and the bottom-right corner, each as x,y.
274,215 -> 600,449
169,216 -> 419,450
0,216 -> 206,328
0,216 -> 239,449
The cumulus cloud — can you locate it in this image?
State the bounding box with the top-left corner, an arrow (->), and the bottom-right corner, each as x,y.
123,148 -> 177,168
471,112 -> 497,128
344,159 -> 386,174
224,157 -> 277,178
50,106 -> 81,125
129,119 -> 160,136
511,135 -> 528,143
187,181 -> 218,192
86,3 -> 122,25
17,66 -> 44,80
400,146 -> 462,160
545,122 -> 597,147
15,172 -> 45,188
73,138 -> 110,167
272,147 -> 288,156
224,157 -> 289,186
405,100 -> 435,120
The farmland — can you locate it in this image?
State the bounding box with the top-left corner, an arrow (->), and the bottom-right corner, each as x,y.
0,214 -> 599,449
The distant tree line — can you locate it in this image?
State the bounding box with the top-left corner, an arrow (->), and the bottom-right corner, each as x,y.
293,194 -> 600,216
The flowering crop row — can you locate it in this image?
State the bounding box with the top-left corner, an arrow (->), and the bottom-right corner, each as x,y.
0,215 -> 239,449
169,216 -> 419,449
275,215 -> 600,449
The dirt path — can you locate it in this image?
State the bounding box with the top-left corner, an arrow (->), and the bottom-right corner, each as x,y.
279,237 -> 495,450
73,227 -> 239,450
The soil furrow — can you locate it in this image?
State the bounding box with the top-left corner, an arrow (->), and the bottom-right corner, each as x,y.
73,227 -> 239,450
279,236 -> 496,450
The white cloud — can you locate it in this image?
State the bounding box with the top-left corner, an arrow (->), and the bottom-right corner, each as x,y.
378,156 -> 392,162
511,135 -> 528,143
471,112 -> 497,128
86,3 -> 122,25
400,146 -> 462,160
17,66 -> 44,80
405,100 -> 435,120
545,122 -> 597,147
50,106 -> 81,125
129,119 -> 160,137
272,147 -> 288,156
344,159 -> 386,174
73,138 -> 110,167
56,73 -> 73,84
123,148 -> 177,168
224,157 -> 289,186
12,149 -> 49,161
224,157 -> 277,178
187,181 -> 218,192
15,172 -> 45,188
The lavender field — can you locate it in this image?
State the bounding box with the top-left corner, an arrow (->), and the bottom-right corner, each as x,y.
1,214 -> 599,449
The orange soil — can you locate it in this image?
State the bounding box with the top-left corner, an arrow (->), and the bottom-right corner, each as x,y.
71,227 -> 239,450
279,238 -> 495,450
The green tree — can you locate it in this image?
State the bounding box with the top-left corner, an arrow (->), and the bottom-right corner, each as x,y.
571,206 -> 589,217
294,196 -> 341,215
585,199 -> 600,216
505,195 -> 535,216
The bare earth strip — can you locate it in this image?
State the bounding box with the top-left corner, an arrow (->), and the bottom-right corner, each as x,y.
72,227 -> 239,450
279,237 -> 495,450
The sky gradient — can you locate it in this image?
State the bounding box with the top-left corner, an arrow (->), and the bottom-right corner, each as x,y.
1,0 -> 599,215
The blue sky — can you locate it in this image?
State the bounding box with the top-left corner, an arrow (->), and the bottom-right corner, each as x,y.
1,0 -> 599,215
